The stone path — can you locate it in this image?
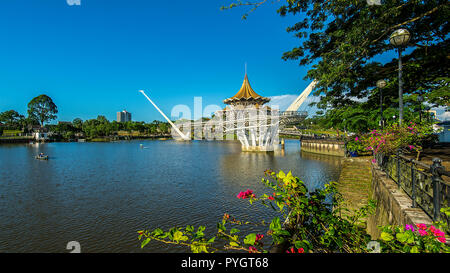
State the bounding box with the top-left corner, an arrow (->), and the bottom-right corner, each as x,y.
336,157 -> 373,225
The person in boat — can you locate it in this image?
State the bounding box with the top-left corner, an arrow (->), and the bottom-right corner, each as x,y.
39,153 -> 44,157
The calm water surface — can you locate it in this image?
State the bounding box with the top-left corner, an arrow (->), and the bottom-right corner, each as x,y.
0,139 -> 342,253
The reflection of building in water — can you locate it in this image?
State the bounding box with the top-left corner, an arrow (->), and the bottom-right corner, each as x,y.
219,140 -> 342,189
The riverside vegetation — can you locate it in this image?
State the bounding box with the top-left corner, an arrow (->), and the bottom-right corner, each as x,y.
0,95 -> 171,141
138,170 -> 449,253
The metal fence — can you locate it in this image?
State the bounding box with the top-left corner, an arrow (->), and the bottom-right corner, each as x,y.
375,151 -> 450,225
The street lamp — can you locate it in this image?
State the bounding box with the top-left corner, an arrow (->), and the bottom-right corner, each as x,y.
417,95 -> 424,124
376,79 -> 387,129
390,29 -> 411,126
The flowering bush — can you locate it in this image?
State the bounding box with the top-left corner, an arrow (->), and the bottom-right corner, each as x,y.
357,122 -> 436,160
137,170 -> 448,253
137,170 -> 376,253
237,189 -> 255,199
379,223 -> 449,253
346,136 -> 367,154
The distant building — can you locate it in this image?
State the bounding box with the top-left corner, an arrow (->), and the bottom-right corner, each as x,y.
117,110 -> 132,122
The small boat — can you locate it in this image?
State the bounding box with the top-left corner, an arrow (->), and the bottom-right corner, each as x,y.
35,155 -> 49,160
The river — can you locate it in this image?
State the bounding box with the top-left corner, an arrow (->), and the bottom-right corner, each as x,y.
0,139 -> 342,253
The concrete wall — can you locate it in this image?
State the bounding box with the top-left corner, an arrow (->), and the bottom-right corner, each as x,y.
367,162 -> 433,239
300,139 -> 345,156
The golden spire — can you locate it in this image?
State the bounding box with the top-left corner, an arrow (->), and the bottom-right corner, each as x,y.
223,72 -> 270,106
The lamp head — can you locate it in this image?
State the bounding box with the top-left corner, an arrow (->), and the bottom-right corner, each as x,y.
389,29 -> 411,47
376,79 -> 387,89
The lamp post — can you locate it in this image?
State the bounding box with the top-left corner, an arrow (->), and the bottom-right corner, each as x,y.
389,29 -> 411,126
376,79 -> 387,129
417,95 -> 424,124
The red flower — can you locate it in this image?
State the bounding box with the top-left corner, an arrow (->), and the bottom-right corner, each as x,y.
237,189 -> 255,199
255,234 -> 264,241
268,196 -> 274,201
286,247 -> 305,253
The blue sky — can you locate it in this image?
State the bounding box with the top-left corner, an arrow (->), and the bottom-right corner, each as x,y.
0,0 -> 315,123
1,0 -> 447,123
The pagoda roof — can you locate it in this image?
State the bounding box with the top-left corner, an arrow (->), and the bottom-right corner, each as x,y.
223,74 -> 270,105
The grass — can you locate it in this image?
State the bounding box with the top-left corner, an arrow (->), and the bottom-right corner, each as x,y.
89,138 -> 111,142
1,130 -> 23,136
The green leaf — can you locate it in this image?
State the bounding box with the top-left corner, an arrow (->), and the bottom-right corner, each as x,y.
230,228 -> 240,235
199,245 -> 208,253
152,228 -> 164,237
269,217 -> 281,232
276,230 -> 290,237
191,244 -> 200,253
380,232 -> 394,242
217,222 -> 226,232
276,201 -> 284,211
173,231 -> 188,242
186,225 -> 194,233
410,246 -> 419,253
396,233 -> 407,243
244,233 -> 257,245
197,226 -> 206,233
229,241 -> 239,247
277,170 -> 286,179
141,238 -> 151,249
207,237 -> 216,244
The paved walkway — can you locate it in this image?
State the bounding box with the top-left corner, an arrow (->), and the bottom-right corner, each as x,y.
336,157 -> 373,225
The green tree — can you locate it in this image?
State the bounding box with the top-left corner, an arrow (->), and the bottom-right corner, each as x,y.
223,0 -> 449,129
73,118 -> 83,130
27,94 -> 58,126
0,110 -> 24,129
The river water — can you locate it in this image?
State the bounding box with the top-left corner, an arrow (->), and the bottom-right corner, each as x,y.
0,139 -> 342,253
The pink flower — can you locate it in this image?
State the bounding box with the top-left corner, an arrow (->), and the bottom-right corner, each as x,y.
256,234 -> 264,241
429,226 -> 445,238
437,237 -> 446,244
408,145 -> 414,151
237,189 -> 255,199
248,246 -> 257,253
405,225 -> 415,232
355,137 -> 359,141
419,230 -> 428,236
416,223 -> 427,230
286,247 -> 304,253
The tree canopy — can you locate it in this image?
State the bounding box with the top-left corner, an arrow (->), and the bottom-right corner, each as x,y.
223,0 -> 449,132
0,110 -> 24,127
27,94 -> 58,126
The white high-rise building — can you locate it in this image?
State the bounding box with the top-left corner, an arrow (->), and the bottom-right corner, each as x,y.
117,110 -> 132,122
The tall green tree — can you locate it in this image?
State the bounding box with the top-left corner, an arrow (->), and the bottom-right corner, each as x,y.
27,94 -> 58,126
0,110 -> 24,128
223,0 -> 449,124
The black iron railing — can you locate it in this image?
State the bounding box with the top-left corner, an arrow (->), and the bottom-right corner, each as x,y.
375,151 -> 450,225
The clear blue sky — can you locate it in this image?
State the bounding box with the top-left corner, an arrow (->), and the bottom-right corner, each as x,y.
0,0 -> 314,123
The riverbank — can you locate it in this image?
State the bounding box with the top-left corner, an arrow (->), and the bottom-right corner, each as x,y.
0,135 -> 173,144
